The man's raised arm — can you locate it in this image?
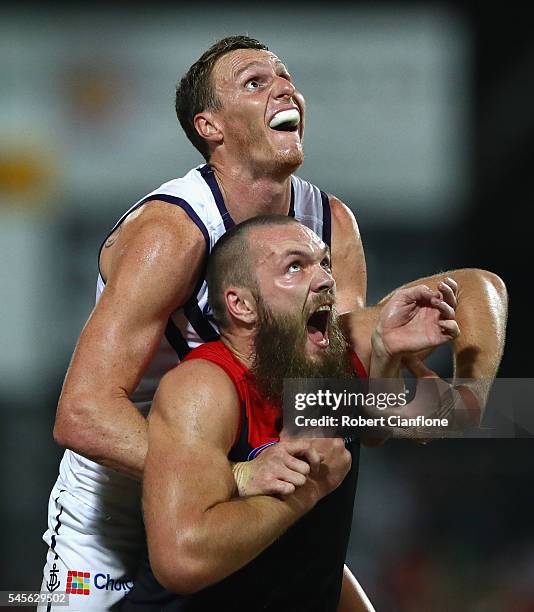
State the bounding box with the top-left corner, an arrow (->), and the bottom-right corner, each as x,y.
53,202 -> 206,478
329,194 -> 507,422
143,358 -> 350,594
348,271 -> 507,422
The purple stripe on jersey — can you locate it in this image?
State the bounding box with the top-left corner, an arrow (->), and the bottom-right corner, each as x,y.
142,196 -> 218,343
143,191 -> 217,343
46,490 -> 65,612
183,295 -> 219,343
289,181 -> 295,217
97,194 -> 211,283
198,165 -> 235,230
141,194 -> 211,253
247,441 -> 278,461
97,193 -> 214,356
320,190 -> 332,248
164,319 -> 191,360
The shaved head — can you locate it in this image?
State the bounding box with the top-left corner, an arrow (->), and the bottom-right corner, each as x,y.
206,215 -> 300,327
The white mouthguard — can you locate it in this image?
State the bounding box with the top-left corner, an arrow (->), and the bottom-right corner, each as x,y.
269,108 -> 300,129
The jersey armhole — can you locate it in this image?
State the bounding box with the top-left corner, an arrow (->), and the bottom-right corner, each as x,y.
97,194 -> 210,285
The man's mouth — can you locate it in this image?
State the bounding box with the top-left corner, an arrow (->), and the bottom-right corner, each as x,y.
306,304 -> 331,348
268,108 -> 300,133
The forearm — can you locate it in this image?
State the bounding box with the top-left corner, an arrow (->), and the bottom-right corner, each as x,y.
378,269 -> 507,377
152,486 -> 315,593
357,269 -> 507,413
363,331 -> 404,445
54,393 -> 147,479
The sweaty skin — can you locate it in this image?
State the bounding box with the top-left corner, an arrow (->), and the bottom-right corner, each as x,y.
54,48 -> 507,479
143,221 -> 457,601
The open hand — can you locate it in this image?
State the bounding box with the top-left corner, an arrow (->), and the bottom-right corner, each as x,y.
376,279 -> 459,358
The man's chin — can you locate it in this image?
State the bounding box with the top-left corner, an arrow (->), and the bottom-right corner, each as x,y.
304,338 -> 330,362
270,141 -> 304,173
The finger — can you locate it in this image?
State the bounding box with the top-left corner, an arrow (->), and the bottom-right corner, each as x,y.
283,439 -> 322,462
270,480 -> 296,496
284,454 -> 312,476
430,298 -> 455,320
293,446 -> 323,473
276,467 -> 308,487
438,281 -> 457,309
280,439 -> 323,472
404,356 -> 439,378
402,285 -> 439,303
439,320 -> 460,340
441,276 -> 458,295
283,438 -> 315,455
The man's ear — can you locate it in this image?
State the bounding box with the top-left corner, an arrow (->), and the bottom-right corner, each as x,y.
225,287 -> 257,325
194,111 -> 223,146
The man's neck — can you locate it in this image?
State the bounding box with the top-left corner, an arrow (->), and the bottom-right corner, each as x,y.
219,330 -> 255,370
209,159 -> 294,224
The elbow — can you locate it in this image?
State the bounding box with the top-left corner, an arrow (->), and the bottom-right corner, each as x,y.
458,269 -> 508,301
151,553 -> 212,595
476,269 -> 508,299
148,527 -> 216,595
468,269 -> 509,321
53,395 -> 98,454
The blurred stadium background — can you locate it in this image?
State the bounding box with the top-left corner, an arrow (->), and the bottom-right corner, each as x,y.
0,3 -> 531,610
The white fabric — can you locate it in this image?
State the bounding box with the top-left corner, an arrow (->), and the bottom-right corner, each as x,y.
41,166 -> 328,610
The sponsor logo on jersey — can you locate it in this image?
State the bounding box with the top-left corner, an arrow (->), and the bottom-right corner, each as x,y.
65,570 -> 134,595
94,573 -> 133,592
66,570 -> 90,595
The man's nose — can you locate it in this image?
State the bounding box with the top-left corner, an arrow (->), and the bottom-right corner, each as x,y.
312,265 -> 335,293
274,76 -> 296,99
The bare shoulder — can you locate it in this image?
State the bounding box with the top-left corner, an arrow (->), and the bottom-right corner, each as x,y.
329,195 -> 360,233
153,358 -> 241,450
327,194 -> 367,312
100,200 -> 206,285
98,200 -> 207,313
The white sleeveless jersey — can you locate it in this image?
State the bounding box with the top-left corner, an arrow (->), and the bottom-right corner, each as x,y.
57,164 -> 333,509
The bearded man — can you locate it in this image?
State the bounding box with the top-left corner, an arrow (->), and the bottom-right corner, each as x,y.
41,35 -> 507,611
121,215 -> 460,611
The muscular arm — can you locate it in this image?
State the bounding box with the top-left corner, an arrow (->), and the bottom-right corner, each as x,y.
345,269 -> 508,419
330,196 -> 367,313
53,202 -> 205,478
328,194 -> 507,418
144,359 -> 325,594
53,197 -> 359,488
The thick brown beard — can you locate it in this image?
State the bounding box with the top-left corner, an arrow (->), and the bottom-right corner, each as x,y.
251,300 -> 354,405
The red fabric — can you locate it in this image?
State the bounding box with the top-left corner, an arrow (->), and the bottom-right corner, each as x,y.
183,341 -> 280,449
183,341 -> 368,449
351,351 -> 368,379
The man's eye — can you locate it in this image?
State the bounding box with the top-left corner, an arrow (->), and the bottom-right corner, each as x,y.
245,79 -> 261,91
321,259 -> 332,271
288,262 -> 301,273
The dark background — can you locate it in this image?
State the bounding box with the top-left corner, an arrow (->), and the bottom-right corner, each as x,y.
0,4 -> 531,611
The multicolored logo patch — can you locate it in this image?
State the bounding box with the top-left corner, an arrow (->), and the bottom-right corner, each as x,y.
66,570 -> 90,595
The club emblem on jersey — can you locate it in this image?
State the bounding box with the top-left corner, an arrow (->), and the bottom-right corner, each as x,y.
46,562 -> 61,592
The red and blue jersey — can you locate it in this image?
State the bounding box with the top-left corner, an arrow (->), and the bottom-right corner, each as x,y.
122,342 -> 366,612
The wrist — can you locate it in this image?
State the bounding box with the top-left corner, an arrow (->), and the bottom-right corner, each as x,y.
231,462 -> 247,497
370,330 -> 401,377
284,479 -> 319,515
454,385 -> 482,427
